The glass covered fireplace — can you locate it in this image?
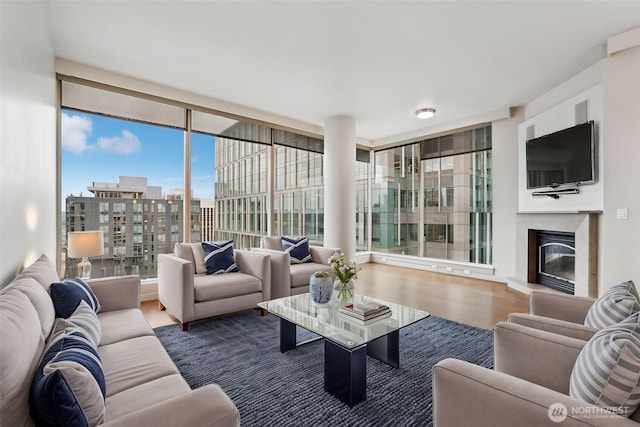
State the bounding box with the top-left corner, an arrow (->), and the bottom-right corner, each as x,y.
536,230 -> 576,294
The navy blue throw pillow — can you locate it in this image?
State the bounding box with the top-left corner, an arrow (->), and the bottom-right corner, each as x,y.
50,277 -> 101,319
281,236 -> 312,264
202,240 -> 239,274
30,331 -> 106,426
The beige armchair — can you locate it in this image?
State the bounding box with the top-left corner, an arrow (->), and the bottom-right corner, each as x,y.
251,236 -> 340,299
508,290 -> 599,341
158,243 -> 271,331
432,322 -> 640,426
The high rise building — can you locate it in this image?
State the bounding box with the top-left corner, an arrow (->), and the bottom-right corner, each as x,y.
212,128 -> 327,249
369,126 -> 492,263
211,124 -> 492,264
200,198 -> 216,242
65,176 -> 200,278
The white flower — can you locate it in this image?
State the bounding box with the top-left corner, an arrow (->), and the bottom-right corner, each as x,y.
329,253 -> 360,284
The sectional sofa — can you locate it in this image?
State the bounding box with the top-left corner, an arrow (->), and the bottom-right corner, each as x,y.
0,254 -> 240,427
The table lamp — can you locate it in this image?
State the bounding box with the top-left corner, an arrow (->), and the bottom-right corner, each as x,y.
67,231 -> 104,279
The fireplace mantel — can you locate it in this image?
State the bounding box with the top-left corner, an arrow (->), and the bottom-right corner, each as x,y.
507,211 -> 599,298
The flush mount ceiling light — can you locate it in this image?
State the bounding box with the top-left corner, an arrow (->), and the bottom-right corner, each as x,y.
415,108 -> 436,119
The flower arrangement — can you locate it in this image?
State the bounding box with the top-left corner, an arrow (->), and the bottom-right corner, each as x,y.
328,252 -> 361,301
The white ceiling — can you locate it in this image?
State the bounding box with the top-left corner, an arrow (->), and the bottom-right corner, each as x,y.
48,1 -> 640,145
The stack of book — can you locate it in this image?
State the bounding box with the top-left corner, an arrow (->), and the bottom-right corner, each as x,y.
339,301 -> 391,324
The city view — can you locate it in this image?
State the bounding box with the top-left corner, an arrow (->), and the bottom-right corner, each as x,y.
62,108 -> 493,279
62,111 -> 214,202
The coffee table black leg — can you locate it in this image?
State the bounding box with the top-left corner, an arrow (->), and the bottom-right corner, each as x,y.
280,318 -> 297,352
367,329 -> 399,368
324,340 -> 367,407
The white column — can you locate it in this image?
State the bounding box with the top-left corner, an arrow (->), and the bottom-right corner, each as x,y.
324,115 -> 356,259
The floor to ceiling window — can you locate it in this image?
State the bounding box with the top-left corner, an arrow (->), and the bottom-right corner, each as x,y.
371,145 -> 421,256
212,126 -> 269,250
60,79 -> 315,278
273,130 -> 325,242
421,125 -> 493,264
369,125 -> 492,263
61,109 -> 184,279
59,77 -> 492,282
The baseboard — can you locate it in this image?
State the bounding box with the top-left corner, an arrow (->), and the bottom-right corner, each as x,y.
139,255 -> 502,302
355,251 -> 499,283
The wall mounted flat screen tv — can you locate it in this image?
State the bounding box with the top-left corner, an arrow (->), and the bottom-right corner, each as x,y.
526,121 -> 595,189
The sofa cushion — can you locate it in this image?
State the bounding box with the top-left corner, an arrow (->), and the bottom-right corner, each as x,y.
290,262 -> 330,288
282,236 -> 312,264
15,254 -> 60,293
174,242 -> 208,274
585,280 -> 640,329
51,277 -> 101,318
104,374 -> 190,422
0,290 -> 46,427
174,242 -> 195,266
1,276 -> 55,338
194,272 -> 262,301
262,236 -> 284,251
202,241 -> 239,274
97,308 -> 155,346
30,331 -> 106,427
570,322 -> 640,417
98,336 -> 180,397
189,242 -> 208,274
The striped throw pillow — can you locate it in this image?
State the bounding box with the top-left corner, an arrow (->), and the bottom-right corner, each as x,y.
50,300 -> 102,348
51,277 -> 101,318
585,281 -> 640,329
202,240 -> 239,274
610,280 -> 640,301
570,322 -> 640,417
30,330 -> 106,426
281,236 -> 312,264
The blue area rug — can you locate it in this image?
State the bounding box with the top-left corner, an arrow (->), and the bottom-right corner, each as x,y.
154,310 -> 493,427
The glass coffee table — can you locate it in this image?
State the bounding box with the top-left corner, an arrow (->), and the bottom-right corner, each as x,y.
258,293 -> 430,406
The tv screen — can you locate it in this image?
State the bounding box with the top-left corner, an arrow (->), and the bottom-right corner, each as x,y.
526,121 -> 595,189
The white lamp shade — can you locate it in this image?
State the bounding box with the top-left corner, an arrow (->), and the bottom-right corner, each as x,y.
67,231 -> 104,258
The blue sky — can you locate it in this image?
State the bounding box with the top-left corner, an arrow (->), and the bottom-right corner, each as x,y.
61,110 -> 215,203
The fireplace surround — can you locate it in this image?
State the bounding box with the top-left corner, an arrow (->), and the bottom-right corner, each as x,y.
508,211 -> 599,298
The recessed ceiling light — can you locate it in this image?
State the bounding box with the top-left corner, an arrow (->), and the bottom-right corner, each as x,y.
416,108 -> 436,119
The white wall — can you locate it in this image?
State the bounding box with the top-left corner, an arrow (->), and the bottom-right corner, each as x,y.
601,44 -> 640,289
517,85 -> 604,212
492,28 -> 640,293
0,1 -> 57,286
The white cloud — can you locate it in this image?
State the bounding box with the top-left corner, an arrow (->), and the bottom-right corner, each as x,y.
61,112 -> 92,154
96,130 -> 142,155
61,113 -> 143,156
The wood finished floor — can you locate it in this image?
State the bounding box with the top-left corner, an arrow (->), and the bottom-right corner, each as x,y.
142,263 -> 530,330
